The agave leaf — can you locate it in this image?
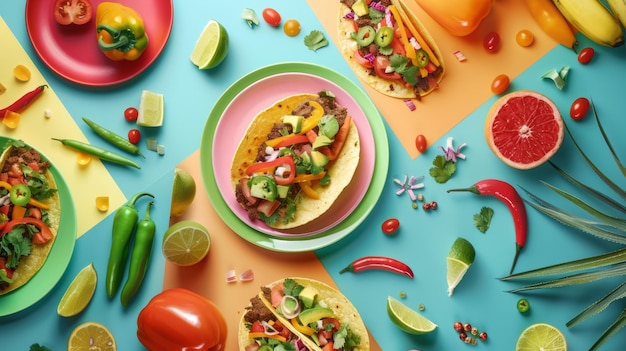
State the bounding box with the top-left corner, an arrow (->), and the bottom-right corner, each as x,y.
506,262 -> 626,292
591,101 -> 626,178
567,281 -> 626,328
500,247 -> 626,280
589,308 -> 626,351
549,161 -> 626,214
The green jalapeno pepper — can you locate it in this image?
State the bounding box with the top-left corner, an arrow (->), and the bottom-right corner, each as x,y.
247,175 -> 278,201
120,201 -> 156,307
9,184 -> 31,207
106,192 -> 154,298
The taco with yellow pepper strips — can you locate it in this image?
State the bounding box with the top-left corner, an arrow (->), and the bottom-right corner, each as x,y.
239,277 -> 369,351
230,91 -> 360,230
0,140 -> 60,295
338,0 -> 445,99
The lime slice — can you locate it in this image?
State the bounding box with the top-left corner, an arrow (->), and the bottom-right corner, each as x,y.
386,296 -> 437,335
516,323 -> 567,351
170,168 -> 197,217
162,220 -> 210,266
190,20 -> 229,70
57,263 -> 97,317
68,321 -> 116,351
446,237 -> 475,296
137,90 -> 164,127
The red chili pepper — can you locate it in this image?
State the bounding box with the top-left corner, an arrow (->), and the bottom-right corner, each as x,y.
447,179 -> 528,274
0,85 -> 47,118
339,255 -> 414,278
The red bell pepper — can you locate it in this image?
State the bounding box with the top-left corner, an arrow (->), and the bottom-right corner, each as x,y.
137,288 -> 228,351
245,155 -> 296,185
1,217 -> 54,245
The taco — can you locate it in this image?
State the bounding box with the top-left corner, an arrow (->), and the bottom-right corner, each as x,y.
230,91 -> 360,230
337,0 -> 445,99
239,277 -> 369,351
0,139 -> 60,295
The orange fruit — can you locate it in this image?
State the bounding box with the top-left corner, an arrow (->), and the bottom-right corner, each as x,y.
485,90 -> 564,170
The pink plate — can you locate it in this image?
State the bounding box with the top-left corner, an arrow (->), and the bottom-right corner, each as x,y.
26,0 -> 173,86
212,73 -> 375,238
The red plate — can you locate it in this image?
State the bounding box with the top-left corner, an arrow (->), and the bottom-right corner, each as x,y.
26,0 -> 173,86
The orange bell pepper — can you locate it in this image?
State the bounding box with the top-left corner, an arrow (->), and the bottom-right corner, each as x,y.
414,0 -> 493,37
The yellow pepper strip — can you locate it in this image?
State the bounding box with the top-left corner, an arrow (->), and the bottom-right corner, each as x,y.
248,332 -> 287,343
388,5 -> 417,66
300,182 -> 320,200
293,172 -> 326,183
298,101 -> 325,135
392,4 -> 441,67
0,180 -> 50,210
291,318 -> 315,336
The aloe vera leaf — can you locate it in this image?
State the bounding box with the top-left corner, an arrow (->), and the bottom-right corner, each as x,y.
500,247 -> 626,280
540,181 -> 626,232
549,161 -> 626,214
588,308 -> 626,351
567,281 -> 626,328
506,262 -> 626,292
563,122 -> 626,201
591,101 -> 626,178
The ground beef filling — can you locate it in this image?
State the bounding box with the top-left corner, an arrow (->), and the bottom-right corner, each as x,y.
243,286 -> 273,324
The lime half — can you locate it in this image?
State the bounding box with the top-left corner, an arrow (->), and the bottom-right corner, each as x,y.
57,263 -> 97,317
446,237 -> 475,296
190,20 -> 229,70
387,296 -> 437,335
516,323 -> 567,351
162,220 -> 210,266
137,90 -> 164,127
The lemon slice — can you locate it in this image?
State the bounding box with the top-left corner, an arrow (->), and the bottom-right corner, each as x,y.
386,296 -> 437,335
68,322 -> 116,351
447,237 -> 475,296
57,263 -> 97,317
516,323 -> 567,351
190,20 -> 229,70
162,220 -> 210,266
137,90 -> 164,127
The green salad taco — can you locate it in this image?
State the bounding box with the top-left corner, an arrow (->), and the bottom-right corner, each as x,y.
230,91 -> 360,230
0,140 -> 60,295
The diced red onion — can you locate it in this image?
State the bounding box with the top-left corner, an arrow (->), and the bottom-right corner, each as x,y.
239,269 -> 255,282
225,269 -> 237,283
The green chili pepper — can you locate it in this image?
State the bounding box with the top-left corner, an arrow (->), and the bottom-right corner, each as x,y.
106,192 -> 153,298
52,138 -> 141,169
120,201 -> 155,307
82,117 -> 145,158
9,184 -> 31,206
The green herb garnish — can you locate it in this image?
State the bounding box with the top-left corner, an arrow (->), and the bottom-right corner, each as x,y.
304,30 -> 329,51
473,207 -> 494,233
429,155 -> 456,183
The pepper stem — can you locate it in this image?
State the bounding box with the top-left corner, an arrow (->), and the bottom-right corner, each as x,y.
127,192 -> 154,208
510,244 -> 523,275
338,264 -> 354,274
446,186 -> 480,195
97,24 -> 137,52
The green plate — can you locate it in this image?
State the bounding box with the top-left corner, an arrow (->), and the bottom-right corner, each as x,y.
200,62 -> 389,252
0,137 -> 77,316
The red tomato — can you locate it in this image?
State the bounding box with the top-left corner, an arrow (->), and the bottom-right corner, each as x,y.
128,128 -> 141,144
124,107 -> 138,122
491,74 -> 510,95
578,47 -> 595,65
415,134 -> 427,152
283,19 -> 301,37
381,218 -> 400,235
483,32 -> 500,52
263,8 -> 281,27
53,0 -> 92,25
373,55 -> 402,81
570,97 -> 590,121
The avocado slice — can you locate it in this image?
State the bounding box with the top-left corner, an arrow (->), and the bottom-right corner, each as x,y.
312,135 -> 332,150
282,115 -> 304,134
351,0 -> 369,17
298,306 -> 334,326
299,285 -> 319,309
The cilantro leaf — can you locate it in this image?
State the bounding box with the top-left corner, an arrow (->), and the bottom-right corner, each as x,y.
30,344 -> 52,351
283,278 -> 304,297
304,30 -> 329,51
474,207 -> 494,233
429,155 -> 456,183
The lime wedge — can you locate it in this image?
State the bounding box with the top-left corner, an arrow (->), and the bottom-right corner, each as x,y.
516,323 -> 567,351
190,20 -> 229,70
137,90 -> 164,127
170,168 -> 197,217
446,237 -> 475,296
57,263 -> 97,317
162,220 -> 210,266
386,296 -> 437,335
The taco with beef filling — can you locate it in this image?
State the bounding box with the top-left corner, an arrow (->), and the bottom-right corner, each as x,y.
239,277 -> 369,351
230,91 -> 360,230
0,139 -> 60,295
338,0 -> 445,99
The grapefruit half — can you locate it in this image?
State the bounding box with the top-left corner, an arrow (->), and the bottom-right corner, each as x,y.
485,90 -> 564,170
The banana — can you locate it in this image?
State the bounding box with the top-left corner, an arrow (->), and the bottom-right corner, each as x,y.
607,0 -> 626,28
525,0 -> 577,49
553,0 -> 625,47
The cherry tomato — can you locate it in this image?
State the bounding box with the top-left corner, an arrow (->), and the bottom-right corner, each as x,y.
415,134 -> 427,152
381,218 -> 400,235
578,47 -> 595,65
283,19 -> 301,37
128,128 -> 141,145
490,74 -> 510,95
570,97 -> 590,121
515,29 -> 534,47
262,8 -> 281,27
483,32 -> 500,52
54,0 -> 92,25
124,107 -> 138,122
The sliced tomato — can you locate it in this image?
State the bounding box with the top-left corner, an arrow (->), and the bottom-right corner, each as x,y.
270,282 -> 285,307
239,178 -> 258,206
353,50 -> 373,69
250,321 -> 265,333
373,55 -> 402,81
320,115 -> 353,161
54,0 -> 92,25
321,342 -> 334,351
390,36 -> 406,56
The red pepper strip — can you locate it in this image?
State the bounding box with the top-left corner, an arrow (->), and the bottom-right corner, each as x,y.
0,85 -> 47,118
339,255 -> 414,279
320,115 -> 352,161
246,155 -> 295,185
447,179 -> 528,274
1,217 -> 54,244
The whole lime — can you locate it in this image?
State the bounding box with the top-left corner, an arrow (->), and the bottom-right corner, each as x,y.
170,168 -> 196,217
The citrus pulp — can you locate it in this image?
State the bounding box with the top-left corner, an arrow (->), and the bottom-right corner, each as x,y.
162,220 -> 210,266
57,263 -> 97,317
515,323 -> 567,351
387,296 -> 437,334
68,321 -> 116,351
137,90 -> 164,127
190,20 -> 229,70
447,237 -> 475,296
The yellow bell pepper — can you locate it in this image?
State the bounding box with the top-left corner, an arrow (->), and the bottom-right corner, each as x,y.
414,0 -> 493,37
95,2 -> 149,61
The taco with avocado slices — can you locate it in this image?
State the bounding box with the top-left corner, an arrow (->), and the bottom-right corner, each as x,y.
338,0 -> 445,99
0,139 -> 59,295
230,91 -> 360,230
239,277 -> 369,351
